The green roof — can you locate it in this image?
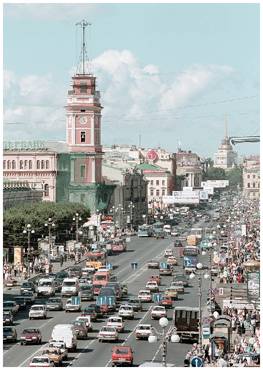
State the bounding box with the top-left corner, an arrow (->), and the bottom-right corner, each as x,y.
136,163 -> 162,171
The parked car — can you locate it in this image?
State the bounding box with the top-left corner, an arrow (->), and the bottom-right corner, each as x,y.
29,305 -> 47,320
151,306 -> 167,320
111,345 -> 133,366
135,324 -> 153,340
29,356 -> 55,367
20,328 -> 42,345
3,326 -> 17,342
46,297 -> 63,311
71,320 -> 88,339
107,316 -> 124,332
98,326 -> 118,342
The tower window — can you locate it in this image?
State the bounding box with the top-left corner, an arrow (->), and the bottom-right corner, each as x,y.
80,165 -> 86,178
12,160 -> 16,169
19,160 -> 23,169
3,160 -> 6,169
46,160 -> 49,169
41,160 -> 45,169
29,160 -> 32,169
37,160 -> 40,169
44,184 -> 49,197
81,131 -> 86,143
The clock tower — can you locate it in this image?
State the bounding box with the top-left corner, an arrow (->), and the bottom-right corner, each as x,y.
66,20 -> 102,184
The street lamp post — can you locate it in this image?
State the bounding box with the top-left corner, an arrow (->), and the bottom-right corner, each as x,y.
44,218 -> 55,256
128,202 -> 135,230
148,317 -> 180,367
73,213 -> 82,243
23,224 -> 35,275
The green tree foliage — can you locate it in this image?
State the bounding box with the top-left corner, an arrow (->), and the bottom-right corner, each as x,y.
3,202 -> 90,248
225,167 -> 243,187
203,167 -> 226,180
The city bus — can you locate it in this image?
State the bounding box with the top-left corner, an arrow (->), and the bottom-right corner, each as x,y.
138,225 -> 153,237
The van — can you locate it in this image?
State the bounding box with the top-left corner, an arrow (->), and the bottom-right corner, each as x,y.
61,278 -> 79,297
51,324 -> 77,352
37,278 -> 55,297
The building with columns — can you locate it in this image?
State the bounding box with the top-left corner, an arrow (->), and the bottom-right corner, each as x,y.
242,155 -> 260,200
175,149 -> 203,189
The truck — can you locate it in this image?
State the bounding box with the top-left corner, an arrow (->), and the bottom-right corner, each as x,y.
173,306 -> 199,342
51,324 -> 77,352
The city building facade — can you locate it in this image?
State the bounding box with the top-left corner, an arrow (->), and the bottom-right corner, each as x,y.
214,135 -> 237,170
243,155 -> 260,200
175,149 -> 203,189
3,180 -> 43,210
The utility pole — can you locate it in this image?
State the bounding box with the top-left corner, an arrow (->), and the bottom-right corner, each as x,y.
76,19 -> 91,75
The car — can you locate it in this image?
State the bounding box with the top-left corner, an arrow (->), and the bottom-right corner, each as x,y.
170,283 -> 185,294
145,281 -> 159,292
81,305 -> 97,321
53,280 -> 62,293
151,306 -> 167,319
147,260 -> 160,269
171,229 -> 179,237
167,256 -> 177,266
46,297 -> 63,311
48,341 -> 68,361
71,320 -> 88,339
127,297 -> 142,311
20,328 -> 42,345
164,249 -> 173,257
20,281 -> 35,295
14,296 -> 27,310
3,311 -> 14,325
111,345 -> 133,366
78,285 -> 94,301
159,262 -> 173,276
164,288 -> 178,300
29,355 -> 55,367
107,316 -> 124,332
76,315 -> 92,331
21,291 -> 35,304
121,284 -> 128,296
42,348 -> 63,366
135,324 -> 153,339
29,305 -> 47,319
79,277 -> 92,286
172,274 -> 189,287
149,275 -> 161,285
3,301 -> 19,314
87,303 -> 104,318
3,326 -> 17,342
160,295 -> 173,309
65,297 -> 81,312
118,305 -> 134,319
98,326 -> 118,342
138,290 -> 152,302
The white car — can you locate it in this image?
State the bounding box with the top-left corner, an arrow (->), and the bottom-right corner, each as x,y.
48,340 -> 68,360
167,256 -> 177,266
75,315 -> 92,331
151,306 -> 167,320
171,229 -> 178,237
97,326 -> 118,342
164,249 -> 173,257
118,305 -> 134,319
135,324 -> 153,339
65,298 -> 81,312
29,356 -> 54,367
29,305 -> 47,320
107,316 -> 124,332
170,283 -> 185,294
138,290 -> 152,302
145,281 -> 159,292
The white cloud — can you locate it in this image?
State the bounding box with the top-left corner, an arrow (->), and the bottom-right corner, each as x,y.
4,50 -> 235,141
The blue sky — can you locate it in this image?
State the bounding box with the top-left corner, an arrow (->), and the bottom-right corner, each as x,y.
3,3 -> 260,158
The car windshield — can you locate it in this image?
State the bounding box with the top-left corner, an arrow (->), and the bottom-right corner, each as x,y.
115,348 -> 129,354
102,327 -> 115,332
23,329 -> 38,334
32,358 -> 49,364
80,286 -> 92,291
63,281 -> 77,287
3,328 -> 13,333
48,298 -> 60,303
31,306 -> 44,311
39,281 -> 52,286
22,283 -> 32,288
138,325 -> 150,330
4,302 -> 15,307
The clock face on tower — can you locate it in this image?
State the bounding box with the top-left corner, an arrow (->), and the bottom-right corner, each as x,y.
79,116 -> 88,124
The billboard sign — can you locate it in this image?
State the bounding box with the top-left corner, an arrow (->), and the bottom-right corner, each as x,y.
247,272 -> 260,301
201,180 -> 229,188
199,191 -> 209,200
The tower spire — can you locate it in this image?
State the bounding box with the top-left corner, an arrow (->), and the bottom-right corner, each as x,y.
224,113 -> 228,139
76,19 -> 91,75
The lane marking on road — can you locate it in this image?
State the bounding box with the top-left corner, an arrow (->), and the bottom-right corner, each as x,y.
18,342 -> 50,367
105,304 -> 153,367
69,338 -> 97,366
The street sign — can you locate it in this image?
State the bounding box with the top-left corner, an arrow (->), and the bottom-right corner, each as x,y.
191,356 -> 203,367
131,262 -> 138,270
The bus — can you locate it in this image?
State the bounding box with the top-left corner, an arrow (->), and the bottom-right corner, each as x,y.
92,271 -> 111,295
183,246 -> 199,273
173,306 -> 199,342
138,225 -> 153,237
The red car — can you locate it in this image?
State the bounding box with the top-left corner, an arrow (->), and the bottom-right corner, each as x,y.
20,328 -> 42,345
160,295 -> 173,309
111,345 -> 133,366
149,275 -> 161,285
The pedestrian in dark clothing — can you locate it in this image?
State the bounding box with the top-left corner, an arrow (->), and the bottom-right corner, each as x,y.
60,255 -> 63,267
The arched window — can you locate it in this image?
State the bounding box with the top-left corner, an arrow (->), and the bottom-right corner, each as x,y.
12,160 -> 16,169
3,160 -> 6,169
7,160 -> 11,169
24,160 -> 28,169
41,160 -> 45,169
46,160 -> 49,169
29,160 -> 32,169
44,184 -> 49,197
19,160 -> 23,169
37,160 -> 40,169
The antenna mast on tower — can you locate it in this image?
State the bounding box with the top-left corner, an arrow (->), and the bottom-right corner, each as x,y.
76,19 -> 91,75
224,113 -> 228,138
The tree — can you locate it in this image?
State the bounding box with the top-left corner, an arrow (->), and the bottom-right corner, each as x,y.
3,202 -> 90,248
203,167 -> 226,180
225,167 -> 243,187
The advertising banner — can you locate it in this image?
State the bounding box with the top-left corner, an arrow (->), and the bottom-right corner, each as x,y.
199,191 -> 209,200
247,272 -> 260,301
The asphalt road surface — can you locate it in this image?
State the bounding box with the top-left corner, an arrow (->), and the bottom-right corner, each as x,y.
3,217 -> 212,367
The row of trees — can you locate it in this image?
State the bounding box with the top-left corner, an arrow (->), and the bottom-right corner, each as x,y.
4,202 -> 90,248
203,166 -> 243,187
